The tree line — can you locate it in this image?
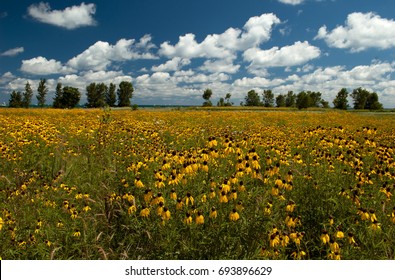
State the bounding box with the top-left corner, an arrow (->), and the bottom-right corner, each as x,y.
202,87 -> 383,110
8,79 -> 134,108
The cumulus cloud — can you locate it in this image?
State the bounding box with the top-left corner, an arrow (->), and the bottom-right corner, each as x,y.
243,41 -> 320,70
159,13 -> 280,59
199,58 -> 240,74
21,56 -> 75,75
0,72 -> 16,84
1,47 -> 24,57
67,35 -> 157,71
277,0 -> 304,5
151,57 -> 191,72
27,2 -> 96,29
315,12 -> 395,52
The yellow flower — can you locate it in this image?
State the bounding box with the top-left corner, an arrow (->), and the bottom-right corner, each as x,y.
57,220 -> 64,228
209,206 -> 217,219
73,230 -> 81,237
83,205 -> 91,212
162,207 -> 171,221
140,206 -> 150,218
219,191 -> 228,203
329,240 -> 340,252
348,232 -> 356,245
236,200 -> 244,212
209,188 -> 216,199
0,217 -> 4,230
169,188 -> 177,200
45,240 -> 52,247
238,181 -> 246,192
285,200 -> 296,212
269,233 -> 280,247
134,177 -> 144,188
185,192 -> 194,206
229,209 -> 240,221
201,194 -> 207,203
184,212 -> 193,224
321,230 -> 330,244
195,211 -> 204,225
128,205 -> 137,215
176,198 -> 184,210
335,230 -> 344,239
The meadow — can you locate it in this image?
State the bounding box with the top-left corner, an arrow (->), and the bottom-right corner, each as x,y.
0,108 -> 394,260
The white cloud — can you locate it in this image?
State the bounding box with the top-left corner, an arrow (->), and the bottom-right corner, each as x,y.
151,57 -> 191,72
277,0 -> 304,5
27,2 -> 96,30
0,72 -> 16,84
21,56 -> 75,75
315,12 -> 395,52
243,41 -> 320,69
233,76 -> 285,88
1,47 -> 24,57
67,36 -> 157,71
199,58 -> 240,74
159,13 -> 280,59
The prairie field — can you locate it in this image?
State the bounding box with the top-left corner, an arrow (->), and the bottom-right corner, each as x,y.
0,108 -> 395,260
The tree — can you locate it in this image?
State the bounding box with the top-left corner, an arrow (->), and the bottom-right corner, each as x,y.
308,91 -> 322,107
333,88 -> 349,110
117,81 -> 134,107
351,87 -> 370,109
276,94 -> 286,107
62,86 -> 81,108
262,89 -> 274,107
285,91 -> 296,107
202,88 -> 213,107
106,83 -> 117,107
217,97 -> 225,107
224,93 -> 232,106
245,90 -> 261,106
53,83 -> 63,108
296,91 -> 312,109
9,91 -> 22,108
22,81 -> 33,108
365,92 -> 383,110
86,83 -> 107,108
36,79 -> 48,107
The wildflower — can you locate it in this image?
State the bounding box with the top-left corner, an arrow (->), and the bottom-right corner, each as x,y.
209,206 -> 217,219
335,228 -> 345,239
329,240 -> 340,253
201,193 -> 207,203
328,251 -> 341,260
184,212 -> 192,224
321,230 -> 330,244
169,188 -> 177,200
195,211 -> 204,225
222,180 -> 231,194
45,240 -> 52,247
140,206 -> 150,218
369,209 -> 377,222
229,188 -> 237,200
176,198 -> 184,210
236,200 -> 244,212
209,187 -> 216,199
144,188 -> 152,204
155,178 -> 165,188
329,215 -> 334,226
134,177 -> 144,188
185,192 -> 194,206
285,200 -> 296,213
348,232 -> 357,245
281,233 -> 290,247
201,161 -> 209,172
370,220 -> 381,231
0,217 -> 3,230
269,233 -> 280,247
229,208 -> 240,221
73,230 -> 81,237
157,192 -> 165,204
128,205 -> 137,215
71,210 -> 78,219
391,207 -> 395,223
75,192 -> 83,199
83,204 -> 91,212
162,207 -> 171,221
219,191 -> 228,203
57,220 -> 64,228
156,202 -> 164,216
238,181 -> 246,192
271,185 -> 279,196
291,250 -> 306,260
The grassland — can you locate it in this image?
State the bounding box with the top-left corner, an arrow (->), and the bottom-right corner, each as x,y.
0,108 -> 394,259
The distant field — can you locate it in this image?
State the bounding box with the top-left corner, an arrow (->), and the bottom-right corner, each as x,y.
0,108 -> 394,259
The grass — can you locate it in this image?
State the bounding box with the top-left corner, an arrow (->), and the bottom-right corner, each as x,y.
0,108 -> 394,259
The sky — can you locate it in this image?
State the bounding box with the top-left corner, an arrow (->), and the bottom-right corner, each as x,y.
1,0 -> 395,107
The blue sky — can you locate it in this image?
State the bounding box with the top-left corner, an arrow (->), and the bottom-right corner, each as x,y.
1,0 -> 395,107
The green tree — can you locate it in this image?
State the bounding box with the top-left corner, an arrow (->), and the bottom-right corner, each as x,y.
86,83 -> 107,108
276,94 -> 286,107
245,90 -> 261,106
285,91 -> 296,107
106,83 -> 117,107
9,91 -> 23,108
22,81 -> 33,108
224,93 -> 232,106
351,87 -> 370,109
333,88 -> 349,110
296,91 -> 312,109
217,97 -> 225,107
202,88 -> 213,107
262,89 -> 274,107
308,91 -> 322,107
62,86 -> 81,108
36,79 -> 48,107
365,92 -> 382,110
117,81 -> 134,107
53,83 -> 63,108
